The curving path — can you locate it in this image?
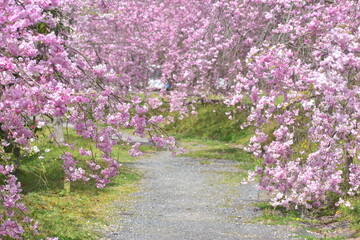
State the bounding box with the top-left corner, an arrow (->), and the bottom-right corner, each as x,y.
105,151 -> 299,240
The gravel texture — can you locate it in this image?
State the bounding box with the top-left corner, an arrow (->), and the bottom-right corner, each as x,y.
105,151 -> 300,240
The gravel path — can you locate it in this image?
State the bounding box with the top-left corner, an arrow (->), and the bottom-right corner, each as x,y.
105,151 -> 299,240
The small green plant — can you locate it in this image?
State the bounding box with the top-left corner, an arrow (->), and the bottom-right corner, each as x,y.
200,160 -> 211,165
252,202 -> 302,225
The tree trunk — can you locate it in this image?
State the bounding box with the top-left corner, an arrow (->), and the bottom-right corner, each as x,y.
64,178 -> 71,195
53,117 -> 70,193
344,154 -> 354,191
53,117 -> 65,144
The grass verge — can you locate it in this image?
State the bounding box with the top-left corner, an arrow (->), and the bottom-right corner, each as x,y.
251,200 -> 359,239
179,138 -> 260,168
11,127 -> 143,239
23,167 -> 140,239
160,102 -> 253,144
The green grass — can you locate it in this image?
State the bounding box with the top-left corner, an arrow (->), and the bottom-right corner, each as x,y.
182,146 -> 251,162
199,160 -> 211,165
8,127 -> 143,239
251,202 -> 302,225
251,200 -> 359,239
23,169 -> 139,239
162,102 -> 254,144
294,235 -> 346,240
218,171 -> 249,185
336,198 -> 360,238
179,138 -> 260,168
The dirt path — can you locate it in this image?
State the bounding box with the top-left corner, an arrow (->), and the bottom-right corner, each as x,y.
105,151 -> 299,240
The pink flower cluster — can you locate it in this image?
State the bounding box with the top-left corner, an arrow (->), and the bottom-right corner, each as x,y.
225,0 -> 360,209
0,165 -> 38,239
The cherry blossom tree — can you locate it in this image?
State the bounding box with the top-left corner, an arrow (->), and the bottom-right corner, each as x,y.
1,0 -> 359,238
225,0 -> 360,210
0,0 -> 175,237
